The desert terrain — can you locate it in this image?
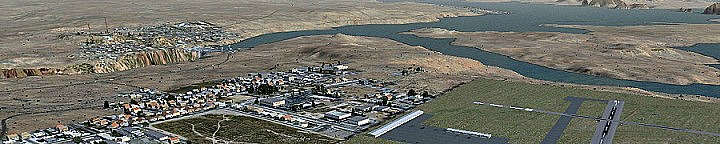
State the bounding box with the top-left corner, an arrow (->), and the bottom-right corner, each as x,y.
462,0 -> 714,9
4,33 -> 716,138
0,0 -> 485,136
4,0 -> 720,142
0,33 -> 526,135
407,24 -> 720,85
0,0 -> 477,71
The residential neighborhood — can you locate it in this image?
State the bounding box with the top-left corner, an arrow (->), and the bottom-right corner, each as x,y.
3,63 -> 437,144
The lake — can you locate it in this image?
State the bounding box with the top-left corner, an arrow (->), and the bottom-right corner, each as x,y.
229,1 -> 720,97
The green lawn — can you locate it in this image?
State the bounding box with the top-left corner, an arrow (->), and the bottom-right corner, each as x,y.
346,78 -> 720,143
154,114 -> 338,144
343,135 -> 402,144
421,79 -> 720,143
614,124 -> 720,143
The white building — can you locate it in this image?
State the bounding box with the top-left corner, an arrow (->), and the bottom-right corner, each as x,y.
324,111 -> 351,120
260,98 -> 286,107
348,116 -> 370,126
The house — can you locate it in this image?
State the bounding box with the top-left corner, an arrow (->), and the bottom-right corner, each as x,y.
354,105 -> 373,112
32,131 -> 46,138
131,107 -> 141,113
5,133 -> 19,141
373,106 -> 390,112
20,132 -> 31,139
55,124 -> 69,132
85,137 -> 103,143
334,65 -> 349,70
121,127 -> 143,136
348,116 -> 370,126
324,110 -> 351,120
110,122 -> 120,129
168,137 -> 181,144
246,105 -> 264,113
117,136 -> 131,142
260,98 -> 286,107
282,115 -> 294,121
297,120 -> 309,128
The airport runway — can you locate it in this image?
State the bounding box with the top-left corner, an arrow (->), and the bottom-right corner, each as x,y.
473,97 -> 720,143
541,96 -> 604,144
590,100 -> 624,144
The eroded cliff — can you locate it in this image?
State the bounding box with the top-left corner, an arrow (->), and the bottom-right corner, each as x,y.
1,48 -> 199,78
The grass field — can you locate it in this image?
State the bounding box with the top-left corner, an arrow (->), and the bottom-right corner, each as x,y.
348,78 -> 720,143
154,114 -> 338,144
343,135 -> 403,144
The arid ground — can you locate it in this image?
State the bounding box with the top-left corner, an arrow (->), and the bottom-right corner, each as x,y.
463,0 -> 713,9
0,32 -> 524,135
3,0 -> 720,141
0,0 -> 477,69
0,0 -> 480,135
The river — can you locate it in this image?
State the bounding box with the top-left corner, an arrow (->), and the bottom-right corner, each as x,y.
228,1 -> 720,97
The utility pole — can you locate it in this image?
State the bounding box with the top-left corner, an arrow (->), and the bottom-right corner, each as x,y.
86,22 -> 92,43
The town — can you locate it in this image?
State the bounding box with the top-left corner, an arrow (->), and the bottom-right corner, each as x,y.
73,21 -> 239,61
3,63 -> 436,144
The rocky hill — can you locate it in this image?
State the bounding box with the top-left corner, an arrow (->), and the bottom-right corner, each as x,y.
1,48 -> 199,78
703,3 -> 720,14
580,0 -> 649,9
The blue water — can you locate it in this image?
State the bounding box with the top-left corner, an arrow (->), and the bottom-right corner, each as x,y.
229,2 -> 720,97
677,43 -> 720,69
678,43 -> 720,59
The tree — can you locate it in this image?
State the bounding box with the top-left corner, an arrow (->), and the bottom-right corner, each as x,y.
103,101 -> 110,108
111,130 -> 122,137
130,99 -> 138,105
422,91 -> 432,98
407,89 -> 417,96
72,137 -> 83,143
254,98 -> 259,104
312,84 -> 327,96
166,95 -> 176,101
415,67 -> 422,72
247,86 -> 255,94
255,84 -> 278,95
380,96 -> 389,106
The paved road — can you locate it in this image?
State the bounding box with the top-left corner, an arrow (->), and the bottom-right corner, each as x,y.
249,104 -> 359,132
591,100 -> 624,144
540,96 -> 596,144
379,114 -> 509,144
